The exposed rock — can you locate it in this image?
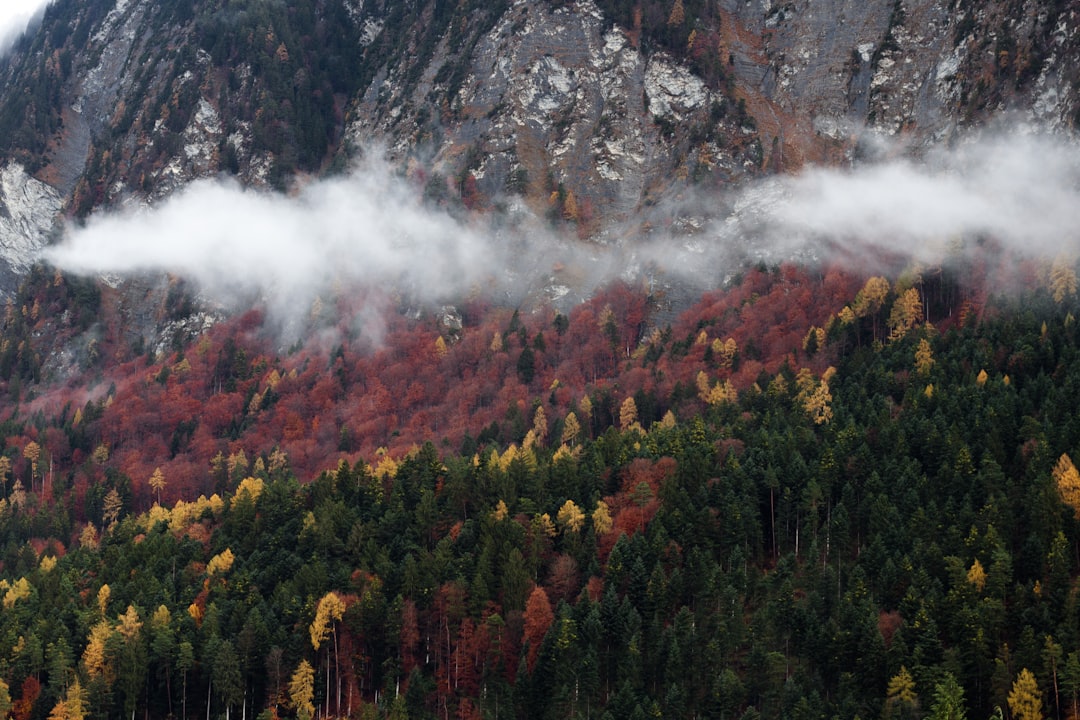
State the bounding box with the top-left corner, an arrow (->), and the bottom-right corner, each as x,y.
0,163 -> 62,294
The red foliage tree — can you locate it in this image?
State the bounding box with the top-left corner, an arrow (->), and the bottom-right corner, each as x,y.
522,586 -> 553,673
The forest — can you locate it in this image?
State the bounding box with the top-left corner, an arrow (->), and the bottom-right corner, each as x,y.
0,247 -> 1077,720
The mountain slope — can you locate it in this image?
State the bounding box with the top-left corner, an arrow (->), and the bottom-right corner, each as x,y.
0,0 -> 1075,299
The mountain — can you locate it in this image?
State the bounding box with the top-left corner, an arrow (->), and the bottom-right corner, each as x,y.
0,0 -> 1075,295
1,3 -> 1080,720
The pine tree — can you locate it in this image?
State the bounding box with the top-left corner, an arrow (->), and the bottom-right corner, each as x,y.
929,673 -> 967,720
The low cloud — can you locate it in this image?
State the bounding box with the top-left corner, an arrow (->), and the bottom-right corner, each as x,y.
45,130 -> 1080,333
47,156 -> 575,331
720,130 -> 1080,266
0,0 -> 51,56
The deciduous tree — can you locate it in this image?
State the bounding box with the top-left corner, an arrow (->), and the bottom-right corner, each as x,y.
288,660 -> 315,720
1008,668 -> 1043,720
523,586 -> 554,672
1052,454 -> 1080,519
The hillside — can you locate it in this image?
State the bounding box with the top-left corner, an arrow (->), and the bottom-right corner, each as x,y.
0,251 -> 1079,719
0,1 -> 1078,720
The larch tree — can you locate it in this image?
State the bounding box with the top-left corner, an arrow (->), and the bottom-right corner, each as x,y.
22,441 -> 39,490
561,412 -> 581,447
1008,668 -> 1043,720
556,500 -> 585,534
593,500 -> 613,535
148,468 -> 166,505
532,406 -> 548,447
310,592 -> 346,717
667,0 -> 685,26
288,660 -> 315,720
0,456 -> 10,494
967,559 -> 987,592
1052,454 -> 1080,519
884,666 -> 918,719
46,679 -> 85,720
82,620 -> 115,684
619,396 -> 639,432
888,287 -> 924,340
0,678 -> 11,720
115,605 -> 145,720
915,338 -> 935,377
102,489 -> 122,528
1049,255 -> 1078,303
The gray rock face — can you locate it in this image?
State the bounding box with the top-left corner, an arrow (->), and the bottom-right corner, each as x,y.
0,163 -> 62,295
348,0 -> 761,232
720,0 -> 1079,150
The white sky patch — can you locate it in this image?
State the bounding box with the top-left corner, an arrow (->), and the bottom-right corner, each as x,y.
0,0 -> 51,55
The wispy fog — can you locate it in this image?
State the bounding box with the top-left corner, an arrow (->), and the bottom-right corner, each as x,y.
720,130 -> 1080,266
45,130 -> 1080,330
0,0 -> 51,56
45,155 -> 596,332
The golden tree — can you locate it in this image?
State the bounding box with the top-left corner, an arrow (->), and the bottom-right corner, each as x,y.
1050,255 -> 1078,304
22,441 -> 40,489
888,287 -> 924,340
47,678 -> 86,720
561,412 -> 581,446
967,559 -> 987,592
148,468 -> 166,506
1008,668 -> 1043,720
207,549 -> 235,577
619,396 -> 639,431
102,489 -> 122,528
0,456 -> 10,494
1052,454 -> 1080,519
593,500 -> 613,535
556,500 -> 585,534
116,605 -> 142,643
310,592 -> 347,717
915,338 -> 935,377
97,584 -> 110,618
884,666 -> 918,719
532,406 -> 548,446
288,660 -> 315,720
667,0 -> 685,26
82,620 -> 116,683
0,678 -> 11,720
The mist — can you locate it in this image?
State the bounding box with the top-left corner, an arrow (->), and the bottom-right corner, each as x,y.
44,155 -> 600,335
0,0 -> 51,56
45,130 -> 1080,335
716,130 -> 1080,267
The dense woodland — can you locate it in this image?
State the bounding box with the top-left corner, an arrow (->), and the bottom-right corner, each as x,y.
0,248 -> 1077,720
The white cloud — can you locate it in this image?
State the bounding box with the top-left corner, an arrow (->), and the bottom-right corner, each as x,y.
45,131 -> 1080,337
45,155 -> 583,334
701,130 -> 1080,269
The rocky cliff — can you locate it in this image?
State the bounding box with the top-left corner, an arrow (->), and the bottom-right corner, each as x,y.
0,0 -> 1075,296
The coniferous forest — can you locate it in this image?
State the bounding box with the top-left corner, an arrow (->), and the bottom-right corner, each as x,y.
0,252 -> 1079,720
